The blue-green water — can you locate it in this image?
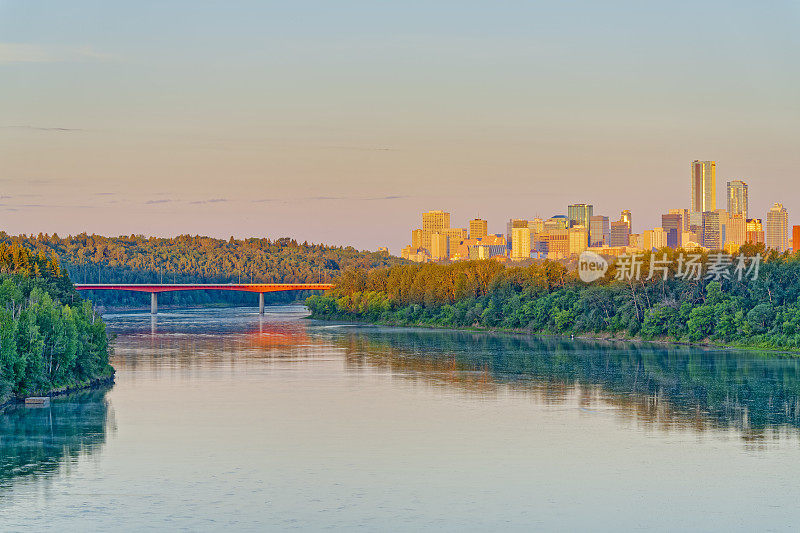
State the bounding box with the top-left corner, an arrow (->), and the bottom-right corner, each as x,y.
2,305 -> 800,531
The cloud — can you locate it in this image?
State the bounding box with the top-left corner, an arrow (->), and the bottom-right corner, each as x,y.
0,43 -> 113,64
305,194 -> 409,201
189,198 -> 228,205
1,125 -> 82,132
145,199 -> 172,205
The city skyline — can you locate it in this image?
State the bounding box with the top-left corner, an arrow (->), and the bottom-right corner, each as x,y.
2,1 -> 800,253
403,158 -> 794,261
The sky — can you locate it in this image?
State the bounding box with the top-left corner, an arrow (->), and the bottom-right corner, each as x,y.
1,1 -> 798,253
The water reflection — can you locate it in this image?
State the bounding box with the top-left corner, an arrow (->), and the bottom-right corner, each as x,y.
107,309 -> 800,441
328,329 -> 800,441
0,386 -> 114,490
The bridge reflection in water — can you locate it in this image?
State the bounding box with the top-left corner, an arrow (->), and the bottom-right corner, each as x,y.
74,283 -> 334,314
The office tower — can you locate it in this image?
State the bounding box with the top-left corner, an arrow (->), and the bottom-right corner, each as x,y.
620,209 -> 632,230
794,226 -> 800,252
746,218 -> 765,244
669,208 -> 691,231
511,227 -> 531,260
590,215 -> 610,246
727,180 -> 748,219
417,210 -> 451,251
506,219 -> 529,249
702,211 -> 721,250
411,229 -> 423,249
661,213 -> 682,248
766,203 -> 789,252
691,160 -> 716,213
546,229 -> 569,258
567,204 -> 593,244
643,228 -> 667,251
568,225 -> 588,255
715,208 -> 728,247
444,227 -> 467,243
528,217 -> 544,234
610,220 -> 631,247
430,233 -> 449,261
727,215 -> 746,248
469,218 -> 488,240
543,215 -> 569,233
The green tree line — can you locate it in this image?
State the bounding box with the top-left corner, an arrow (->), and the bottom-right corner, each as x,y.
0,233 -> 405,308
307,244 -> 800,350
0,243 -> 112,404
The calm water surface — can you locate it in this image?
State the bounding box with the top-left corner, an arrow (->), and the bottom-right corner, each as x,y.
3,305 -> 800,531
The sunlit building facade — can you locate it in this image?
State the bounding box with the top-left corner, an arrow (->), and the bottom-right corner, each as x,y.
589,215 -> 610,247
469,218 -> 488,240
766,203 -> 789,252
691,160 -> 716,214
727,180 -> 748,219
511,227 -> 531,260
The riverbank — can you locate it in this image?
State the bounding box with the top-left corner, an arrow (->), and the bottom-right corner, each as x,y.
0,371 -> 116,412
307,312 -> 800,356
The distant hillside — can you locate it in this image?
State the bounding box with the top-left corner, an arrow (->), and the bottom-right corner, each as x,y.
0,233 -> 406,308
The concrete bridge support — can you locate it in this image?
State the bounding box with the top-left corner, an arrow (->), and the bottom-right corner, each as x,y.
151,292 -> 158,315
259,292 -> 265,315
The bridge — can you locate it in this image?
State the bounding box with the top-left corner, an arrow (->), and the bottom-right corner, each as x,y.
74,283 -> 334,314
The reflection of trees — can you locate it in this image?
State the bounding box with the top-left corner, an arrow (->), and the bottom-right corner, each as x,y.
0,386 -> 114,489
335,329 -> 800,440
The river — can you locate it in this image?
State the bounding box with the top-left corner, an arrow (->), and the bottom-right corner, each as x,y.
2,305 -> 800,531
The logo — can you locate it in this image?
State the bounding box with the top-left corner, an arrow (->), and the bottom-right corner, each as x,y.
578,251 -> 608,282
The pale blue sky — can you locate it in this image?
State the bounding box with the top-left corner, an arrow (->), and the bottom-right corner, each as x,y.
1,1 -> 798,251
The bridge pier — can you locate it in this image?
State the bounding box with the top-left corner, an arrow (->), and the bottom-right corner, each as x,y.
258,292 -> 264,315
151,292 -> 158,315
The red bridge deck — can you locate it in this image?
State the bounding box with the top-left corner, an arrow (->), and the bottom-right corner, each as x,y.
74,283 -> 334,293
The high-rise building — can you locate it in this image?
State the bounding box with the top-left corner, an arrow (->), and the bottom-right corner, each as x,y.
543,215 -> 569,232
430,233 -> 449,261
643,228 -> 667,250
746,218 -> 765,244
546,229 -> 569,259
794,226 -> 800,252
567,204 -> 593,244
610,220 -> 631,248
528,217 -> 544,234
669,208 -> 691,232
417,210 -> 451,251
469,218 -> 488,240
661,213 -> 682,248
511,227 -> 531,260
702,211 -> 721,250
506,219 -> 529,249
568,225 -> 588,255
411,228 -> 423,249
766,203 -> 789,252
691,160 -> 716,214
726,215 -> 746,248
589,215 -> 610,246
715,208 -> 728,247
727,180 -> 748,219
620,210 -> 632,231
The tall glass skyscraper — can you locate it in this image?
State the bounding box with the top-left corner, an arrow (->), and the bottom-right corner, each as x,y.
691,160 -> 716,214
727,180 -> 748,219
567,203 -> 593,244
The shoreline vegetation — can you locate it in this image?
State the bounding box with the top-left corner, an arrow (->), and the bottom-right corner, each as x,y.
0,243 -> 114,406
0,232 -> 404,309
307,244 -> 800,354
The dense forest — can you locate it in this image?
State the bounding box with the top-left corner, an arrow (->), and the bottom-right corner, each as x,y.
307,244 -> 800,351
0,233 -> 405,308
0,243 -> 113,405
